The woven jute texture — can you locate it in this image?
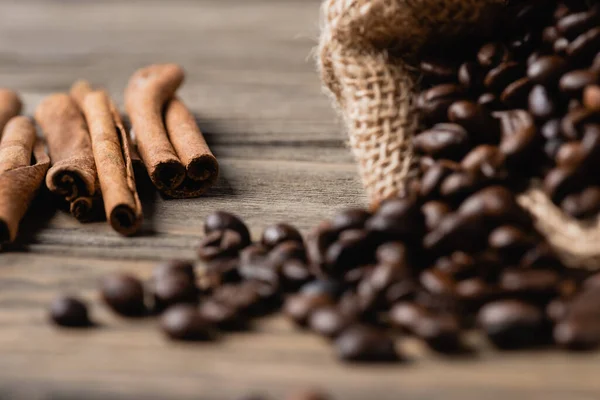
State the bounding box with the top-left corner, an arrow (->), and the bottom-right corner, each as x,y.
317,0 -> 600,270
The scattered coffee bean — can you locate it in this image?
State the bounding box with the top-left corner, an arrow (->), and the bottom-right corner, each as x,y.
49,296 -> 91,328
334,325 -> 399,363
204,211 -> 251,245
153,260 -> 195,282
153,274 -> 198,312
262,223 -> 303,249
100,273 -> 146,317
160,304 -> 214,341
308,306 -> 352,339
284,293 -> 333,327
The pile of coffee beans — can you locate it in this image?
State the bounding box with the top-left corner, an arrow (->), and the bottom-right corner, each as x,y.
414,0 -> 600,219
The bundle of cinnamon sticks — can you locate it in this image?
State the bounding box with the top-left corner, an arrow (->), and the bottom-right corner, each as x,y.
0,64 -> 218,246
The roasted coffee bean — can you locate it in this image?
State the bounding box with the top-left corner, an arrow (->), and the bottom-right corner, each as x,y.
367,197 -> 423,240
334,325 -> 399,362
477,300 -> 548,349
500,269 -> 560,301
543,166 -> 582,203
435,252 -> 477,280
385,280 -> 418,304
448,101 -> 500,143
557,9 -> 600,40
160,304 -> 214,341
412,123 -> 470,160
421,201 -> 451,231
420,58 -> 459,82
414,314 -> 462,352
559,70 -> 599,97
456,278 -> 494,305
325,229 -> 374,276
417,84 -> 466,123
284,293 -> 333,327
268,241 -> 306,268
330,208 -> 371,232
499,119 -> 538,167
308,306 -> 353,339
240,243 -> 269,265
439,171 -> 482,201
562,186 -> 600,218
554,37 -> 570,55
484,62 -> 524,92
153,275 -> 198,312
306,221 -> 338,271
567,27 -> 600,63
461,145 -> 506,178
562,108 -> 595,140
261,223 -> 303,249
375,241 -> 408,267
419,160 -> 459,198
459,186 -> 528,224
501,77 -> 533,108
420,269 -> 456,296
300,279 -> 343,299
389,302 -> 429,332
281,259 -> 312,291
478,92 -> 503,109
488,225 -> 533,261
554,320 -> 600,350
100,273 -> 146,317
423,213 -> 486,253
584,84 -> 600,111
529,85 -> 559,120
527,55 -> 568,85
197,229 -> 245,261
153,260 -> 195,282
556,142 -> 585,166
458,62 -> 485,89
198,299 -> 246,330
238,258 -> 279,288
477,42 -> 510,68
49,296 -> 91,327
204,211 -> 251,245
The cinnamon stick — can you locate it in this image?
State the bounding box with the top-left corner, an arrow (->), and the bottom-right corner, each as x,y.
0,116 -> 50,244
71,81 -> 143,236
34,93 -> 101,222
0,89 -> 22,140
125,64 -> 218,198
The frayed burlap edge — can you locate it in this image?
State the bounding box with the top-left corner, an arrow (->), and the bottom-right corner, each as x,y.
317,0 -> 600,270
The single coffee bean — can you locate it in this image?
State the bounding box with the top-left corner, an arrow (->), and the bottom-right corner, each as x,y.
330,208 -> 371,233
198,299 -> 246,330
412,123 -> 470,160
284,293 -> 333,327
477,300 -> 548,349
306,221 -> 338,271
527,55 -> 568,85
197,229 -> 245,261
501,77 -> 533,108
419,160 -> 459,198
460,145 -> 506,178
308,306 -> 352,339
153,260 -> 195,282
421,201 -> 451,231
160,304 -> 214,341
477,42 -> 510,68
385,280 -> 418,305
420,57 -> 459,82
439,171 -> 482,201
554,320 -> 600,350
334,325 -> 399,362
499,120 -> 538,167
417,84 -> 466,123
557,9 -> 600,40
484,62 -> 524,92
325,229 -> 374,276
458,61 -> 485,89
488,225 -> 533,261
100,273 -> 146,317
268,240 -> 307,268
389,302 -> 429,332
367,197 -> 423,240
584,84 -> 600,111
204,211 -> 251,245
459,186 -> 527,224
562,108 -> 598,140
423,213 -> 486,253
153,275 -> 198,312
414,314 -> 462,352
559,70 -> 599,98
261,223 -> 303,249
529,85 -> 559,120
567,27 -> 600,63
448,101 -> 500,143
49,296 -> 91,327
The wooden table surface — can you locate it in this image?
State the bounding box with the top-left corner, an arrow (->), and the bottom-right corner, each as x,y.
0,1 -> 599,399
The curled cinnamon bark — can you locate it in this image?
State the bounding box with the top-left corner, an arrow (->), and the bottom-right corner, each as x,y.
0,116 -> 50,244
0,89 -> 22,140
34,93 -> 100,222
125,64 -> 218,198
71,81 -> 143,236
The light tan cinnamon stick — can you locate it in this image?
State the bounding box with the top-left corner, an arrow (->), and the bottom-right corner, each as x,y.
125,64 -> 218,198
70,81 -> 143,236
0,116 -> 50,244
34,93 -> 100,222
0,89 -> 22,141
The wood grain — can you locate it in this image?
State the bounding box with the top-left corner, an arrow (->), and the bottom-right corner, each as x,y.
0,1 -> 598,399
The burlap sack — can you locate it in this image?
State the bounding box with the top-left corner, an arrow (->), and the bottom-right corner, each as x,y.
318,0 -> 600,270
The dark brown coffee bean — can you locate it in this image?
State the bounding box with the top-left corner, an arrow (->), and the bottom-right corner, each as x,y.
300,279 -> 343,299
562,108 -> 599,140
562,186 -> 600,218
204,211 -> 251,245
281,259 -> 312,291
238,257 -> 279,288
559,70 -> 599,97
419,160 -> 459,198
556,142 -> 585,166
308,306 -> 352,339
501,77 -> 533,108
417,84 -> 466,123
375,242 -> 408,267
306,221 -> 338,271
325,229 -> 374,276
527,52 -> 542,67
423,213 -> 486,253
334,325 -> 399,363
584,84 -> 600,111
478,93 -> 503,110
261,223 -> 303,249
414,314 -> 462,352
500,269 -> 560,300
421,201 -> 451,231
448,101 -> 500,143
153,260 -> 195,282
197,229 -> 245,261
456,278 -> 494,304
499,118 -> 538,167
477,42 -> 510,68
284,293 -> 332,327
477,300 -> 548,349
160,304 -> 214,341
268,240 -> 306,268
567,27 -> 600,63
459,186 -> 527,224
435,252 -> 477,280
488,225 -> 533,261
439,170 -> 482,200
420,269 -> 456,296
461,145 -> 506,178
203,257 -> 241,288
412,123 -> 470,160
527,55 -> 568,85
543,166 -> 582,203
330,208 -> 371,233
153,275 -> 198,312
557,9 -> 600,40
484,62 -> 524,92
212,283 -> 263,314
389,302 -> 428,333
367,197 -> 423,239
100,273 -> 146,317
49,296 -> 91,327
458,62 -> 485,89
198,299 -> 246,330
529,85 -> 559,120
420,58 -> 458,82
